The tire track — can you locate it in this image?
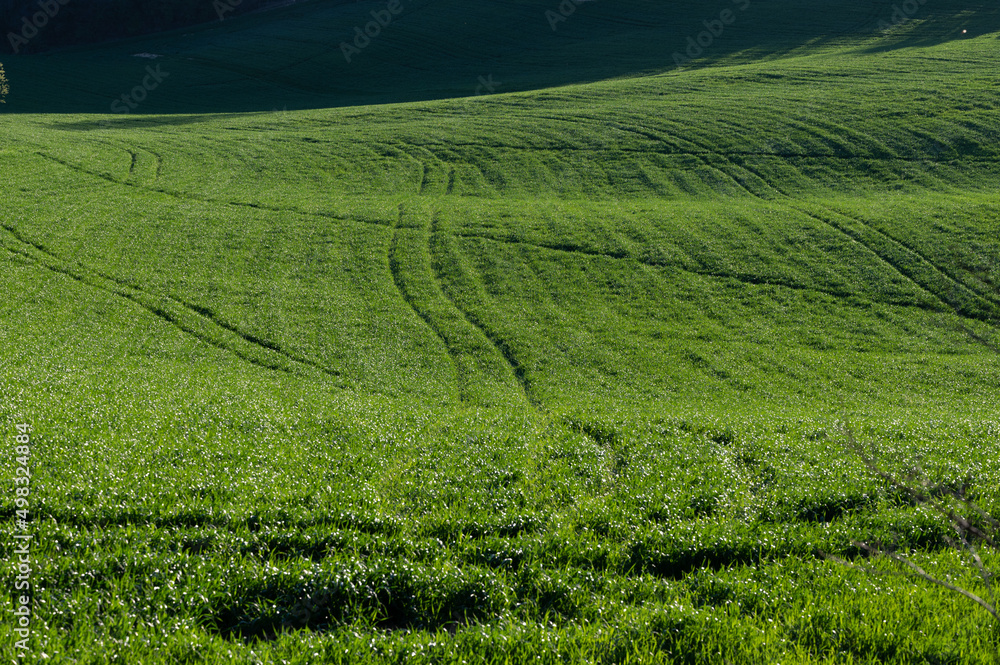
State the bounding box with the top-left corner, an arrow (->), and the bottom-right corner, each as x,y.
391,142 -> 453,196
617,117 -> 998,323
387,204 -> 467,402
819,198 -> 1000,309
402,136 -> 1000,165
123,144 -> 162,185
729,156 -> 1000,323
452,231 -> 937,310
33,150 -> 388,229
150,148 -> 164,178
89,139 -> 151,184
428,213 -> 536,408
608,116 -> 960,290
414,110 -> 996,322
0,222 -> 342,379
420,164 -> 431,195
388,205 -> 529,407
697,142 -> 1000,328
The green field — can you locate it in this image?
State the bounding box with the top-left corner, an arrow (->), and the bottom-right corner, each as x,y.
2,0 -> 1000,662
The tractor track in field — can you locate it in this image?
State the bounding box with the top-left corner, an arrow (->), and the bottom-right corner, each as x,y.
151,148 -> 164,178
419,164 -> 432,195
403,136 -> 1000,166
31,120 -> 999,357
385,142 -> 437,195
452,231 -> 939,311
0,222 -> 342,380
571,113 -> 1000,328
659,126 -> 1000,330
814,197 -> 1000,307
87,139 -> 160,183
729,157 -> 1000,322
523,110 -> 1000,166
428,212 -> 536,407
34,150 -> 385,228
119,144 -> 165,183
613,115 -> 973,301
387,204 -> 468,402
387,205 -> 532,407
398,143 -> 1000,171
391,142 -> 461,196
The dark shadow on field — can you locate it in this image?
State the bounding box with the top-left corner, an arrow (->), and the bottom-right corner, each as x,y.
47,113 -> 274,131
1,0 -> 998,117
856,0 -> 1000,53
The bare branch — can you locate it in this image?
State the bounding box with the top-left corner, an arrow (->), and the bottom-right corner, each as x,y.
833,426 -> 999,624
953,526 -> 996,609
879,548 -> 998,620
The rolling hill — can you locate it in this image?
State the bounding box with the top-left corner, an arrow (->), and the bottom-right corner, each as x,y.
2,0 -> 999,662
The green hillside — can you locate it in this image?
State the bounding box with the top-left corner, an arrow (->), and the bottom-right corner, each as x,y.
2,0 -> 999,662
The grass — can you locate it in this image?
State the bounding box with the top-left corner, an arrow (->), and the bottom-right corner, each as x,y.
2,0 -> 1000,662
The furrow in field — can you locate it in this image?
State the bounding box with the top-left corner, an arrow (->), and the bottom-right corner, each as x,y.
420,164 -> 432,195
0,222 -> 342,379
389,142 -> 453,196
388,205 -> 526,407
153,149 -> 164,178
715,114 -> 890,160
33,150 -> 385,227
592,116 -> 778,199
712,144 -> 1000,320
786,203 -> 1000,323
413,135 -> 1000,166
387,205 -> 464,402
820,200 -> 1000,309
639,122 -> 943,293
427,213 -> 536,408
120,144 -> 163,185
514,112 -> 691,154
688,141 -> 1000,325
516,113 -> 766,195
450,231 -> 935,310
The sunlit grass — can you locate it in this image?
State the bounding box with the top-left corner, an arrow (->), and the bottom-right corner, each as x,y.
2,0 -> 1000,661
